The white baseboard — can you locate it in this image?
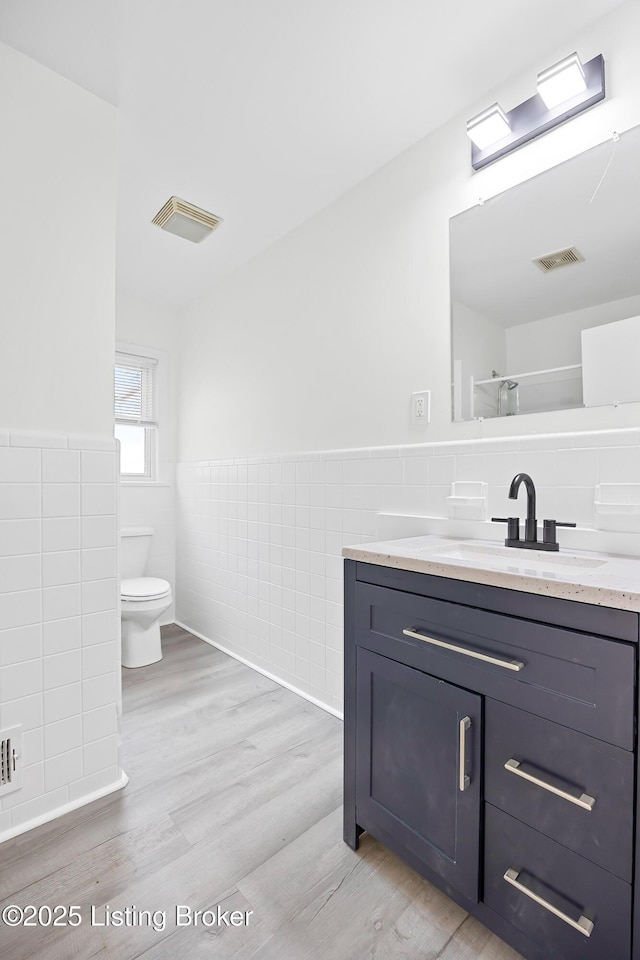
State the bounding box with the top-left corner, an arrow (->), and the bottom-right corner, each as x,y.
174,620 -> 344,721
0,771 -> 129,845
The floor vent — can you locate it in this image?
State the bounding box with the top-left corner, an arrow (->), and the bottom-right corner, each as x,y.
0,726 -> 22,797
533,246 -> 585,272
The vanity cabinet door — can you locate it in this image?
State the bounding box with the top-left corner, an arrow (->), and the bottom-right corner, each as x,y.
355,647 -> 482,902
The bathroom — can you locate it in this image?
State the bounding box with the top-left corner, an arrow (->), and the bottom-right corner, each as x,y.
1,1 -> 640,958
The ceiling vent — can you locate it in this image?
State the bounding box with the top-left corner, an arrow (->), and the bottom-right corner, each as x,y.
152,197 -> 223,244
533,246 -> 585,273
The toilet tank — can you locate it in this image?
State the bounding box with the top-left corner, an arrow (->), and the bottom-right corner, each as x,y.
120,527 -> 154,579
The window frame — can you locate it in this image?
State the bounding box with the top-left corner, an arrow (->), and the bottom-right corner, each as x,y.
115,421 -> 154,480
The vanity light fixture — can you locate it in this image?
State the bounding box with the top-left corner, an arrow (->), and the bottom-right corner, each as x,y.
537,52 -> 587,109
467,52 -> 605,171
466,104 -> 510,150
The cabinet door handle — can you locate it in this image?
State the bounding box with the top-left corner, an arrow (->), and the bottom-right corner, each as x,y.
503,868 -> 594,937
403,628 -> 524,672
459,717 -> 471,791
504,759 -> 596,811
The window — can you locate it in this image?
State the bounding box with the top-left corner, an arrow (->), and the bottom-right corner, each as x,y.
114,351 -> 157,478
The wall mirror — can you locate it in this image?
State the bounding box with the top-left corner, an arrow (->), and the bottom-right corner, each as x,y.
450,124 -> 640,421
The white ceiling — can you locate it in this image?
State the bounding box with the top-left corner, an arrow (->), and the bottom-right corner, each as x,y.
0,0 -> 627,310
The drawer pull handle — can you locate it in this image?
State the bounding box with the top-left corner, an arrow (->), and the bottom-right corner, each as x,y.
503,868 -> 594,937
459,717 -> 471,791
402,629 -> 524,672
504,759 -> 596,811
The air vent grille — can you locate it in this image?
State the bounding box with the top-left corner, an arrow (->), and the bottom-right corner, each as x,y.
152,197 -> 223,243
0,725 -> 22,797
533,246 -> 585,273
152,197 -> 221,231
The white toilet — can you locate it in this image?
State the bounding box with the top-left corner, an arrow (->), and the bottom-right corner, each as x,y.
120,527 -> 172,668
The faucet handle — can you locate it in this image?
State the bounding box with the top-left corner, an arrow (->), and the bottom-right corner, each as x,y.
543,519 -> 577,546
491,517 -> 521,541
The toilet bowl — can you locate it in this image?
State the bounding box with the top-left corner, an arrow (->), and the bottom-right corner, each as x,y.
120,528 -> 173,668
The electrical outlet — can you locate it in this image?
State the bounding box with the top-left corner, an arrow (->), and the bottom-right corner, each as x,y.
411,390 -> 430,424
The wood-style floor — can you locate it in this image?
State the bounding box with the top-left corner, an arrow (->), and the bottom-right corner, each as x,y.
0,626 -> 524,960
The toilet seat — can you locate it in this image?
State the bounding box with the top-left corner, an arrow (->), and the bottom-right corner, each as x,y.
121,577 -> 171,602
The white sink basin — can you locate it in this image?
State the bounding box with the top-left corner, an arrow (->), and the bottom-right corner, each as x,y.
427,542 -> 606,573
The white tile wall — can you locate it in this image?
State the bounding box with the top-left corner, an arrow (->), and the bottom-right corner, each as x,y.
0,431 -> 123,840
42,450 -> 80,483
43,517 -> 81,553
83,704 -> 117,744
176,427 -> 640,716
44,683 -> 82,724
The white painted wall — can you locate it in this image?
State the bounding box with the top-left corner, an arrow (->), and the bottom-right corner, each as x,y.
116,295 -> 178,622
177,1 -> 640,460
0,45 -> 122,842
0,42 -> 116,439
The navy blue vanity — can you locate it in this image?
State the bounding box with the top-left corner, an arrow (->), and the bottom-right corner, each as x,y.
343,544 -> 640,960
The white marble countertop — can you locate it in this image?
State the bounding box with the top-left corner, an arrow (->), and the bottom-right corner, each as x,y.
342,535 -> 640,612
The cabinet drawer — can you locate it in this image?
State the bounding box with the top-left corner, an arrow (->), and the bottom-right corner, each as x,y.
355,582 -> 635,748
485,701 -> 634,881
484,804 -> 631,960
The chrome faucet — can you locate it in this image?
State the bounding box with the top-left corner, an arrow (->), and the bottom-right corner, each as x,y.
492,472 -> 576,551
